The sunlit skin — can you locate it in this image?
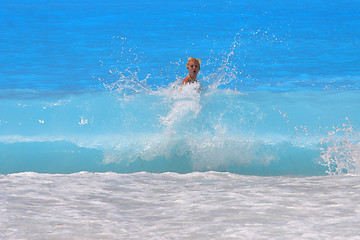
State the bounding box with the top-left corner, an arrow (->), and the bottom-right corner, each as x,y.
181,58 -> 201,85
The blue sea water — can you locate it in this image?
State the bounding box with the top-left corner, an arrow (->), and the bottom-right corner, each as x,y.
1,0 -> 360,239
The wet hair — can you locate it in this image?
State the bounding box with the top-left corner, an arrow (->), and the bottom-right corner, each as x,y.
186,57 -> 201,69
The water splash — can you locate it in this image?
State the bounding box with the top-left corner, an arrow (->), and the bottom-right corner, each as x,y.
101,70 -> 153,101
320,118 -> 360,175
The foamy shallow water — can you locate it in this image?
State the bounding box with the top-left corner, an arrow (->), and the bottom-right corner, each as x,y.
1,172 -> 359,239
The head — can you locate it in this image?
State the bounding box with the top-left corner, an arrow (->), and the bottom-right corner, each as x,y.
186,57 -> 201,77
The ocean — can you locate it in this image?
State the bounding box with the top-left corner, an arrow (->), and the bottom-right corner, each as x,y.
1,0 -> 360,239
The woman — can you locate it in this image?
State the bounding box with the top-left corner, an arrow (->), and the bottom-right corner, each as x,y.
181,57 -> 201,85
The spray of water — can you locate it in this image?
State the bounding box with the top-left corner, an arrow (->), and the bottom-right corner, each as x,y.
320,118 -> 360,175
93,33 -> 360,176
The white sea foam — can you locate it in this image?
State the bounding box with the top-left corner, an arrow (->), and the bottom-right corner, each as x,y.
1,172 -> 360,239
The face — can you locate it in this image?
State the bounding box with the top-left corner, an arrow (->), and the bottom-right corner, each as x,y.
187,61 -> 200,76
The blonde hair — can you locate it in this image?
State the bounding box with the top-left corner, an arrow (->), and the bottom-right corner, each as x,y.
186,57 -> 201,69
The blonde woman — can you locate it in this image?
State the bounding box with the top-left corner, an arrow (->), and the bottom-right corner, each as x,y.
181,57 -> 201,85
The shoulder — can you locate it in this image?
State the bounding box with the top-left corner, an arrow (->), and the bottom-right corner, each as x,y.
181,76 -> 191,85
